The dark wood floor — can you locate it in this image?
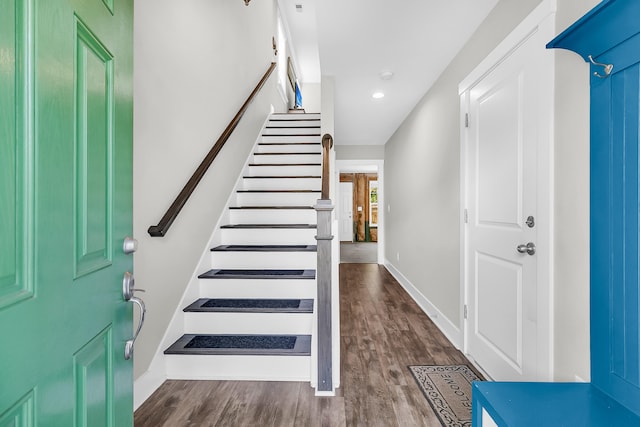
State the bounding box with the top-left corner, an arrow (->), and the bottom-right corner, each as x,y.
340,242 -> 378,263
134,264 -> 479,426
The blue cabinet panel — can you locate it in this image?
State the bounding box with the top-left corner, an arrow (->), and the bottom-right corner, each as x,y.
549,0 -> 640,416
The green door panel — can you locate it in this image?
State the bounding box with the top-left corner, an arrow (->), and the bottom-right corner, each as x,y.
0,0 -> 33,310
0,0 -> 133,425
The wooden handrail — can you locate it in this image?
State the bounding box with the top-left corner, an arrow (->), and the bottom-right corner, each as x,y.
148,62 -> 277,237
321,134 -> 333,199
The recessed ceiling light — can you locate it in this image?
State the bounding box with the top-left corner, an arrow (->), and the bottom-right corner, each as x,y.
379,71 -> 394,80
372,92 -> 385,99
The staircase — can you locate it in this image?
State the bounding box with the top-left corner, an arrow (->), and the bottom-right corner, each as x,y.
163,112 -> 322,382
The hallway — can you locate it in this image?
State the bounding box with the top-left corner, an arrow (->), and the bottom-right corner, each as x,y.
340,242 -> 378,263
134,264 -> 478,426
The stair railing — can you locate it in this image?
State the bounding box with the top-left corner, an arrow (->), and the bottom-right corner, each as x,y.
315,133 -> 335,393
321,134 -> 333,199
148,62 -> 277,237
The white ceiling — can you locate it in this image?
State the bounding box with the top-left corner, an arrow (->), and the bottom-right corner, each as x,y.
279,0 -> 499,146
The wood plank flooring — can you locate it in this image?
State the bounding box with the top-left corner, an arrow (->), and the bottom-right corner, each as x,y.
340,242 -> 378,263
134,264 -> 480,426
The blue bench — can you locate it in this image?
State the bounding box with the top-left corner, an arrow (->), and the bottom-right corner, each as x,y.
472,382 -> 640,427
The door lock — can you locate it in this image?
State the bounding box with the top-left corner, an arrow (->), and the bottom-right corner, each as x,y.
123,236 -> 138,254
525,216 -> 535,228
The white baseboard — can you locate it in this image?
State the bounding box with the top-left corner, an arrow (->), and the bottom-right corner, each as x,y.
134,368 -> 167,411
384,260 -> 462,349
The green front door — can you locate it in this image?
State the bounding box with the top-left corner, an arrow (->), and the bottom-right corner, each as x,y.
0,0 -> 134,425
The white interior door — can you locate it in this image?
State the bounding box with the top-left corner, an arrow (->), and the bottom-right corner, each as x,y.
339,182 -> 353,241
463,19 -> 552,381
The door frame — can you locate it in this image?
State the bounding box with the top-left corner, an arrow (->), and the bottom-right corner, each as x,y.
335,159 -> 385,264
459,0 -> 556,381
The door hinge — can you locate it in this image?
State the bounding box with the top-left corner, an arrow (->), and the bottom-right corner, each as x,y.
463,208 -> 468,224
464,304 -> 468,320
464,113 -> 469,128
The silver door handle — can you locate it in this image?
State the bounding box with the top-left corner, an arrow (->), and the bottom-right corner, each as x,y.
122,271 -> 145,301
516,242 -> 536,255
124,296 -> 146,360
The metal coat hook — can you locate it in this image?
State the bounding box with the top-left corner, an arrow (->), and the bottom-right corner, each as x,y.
588,55 -> 613,78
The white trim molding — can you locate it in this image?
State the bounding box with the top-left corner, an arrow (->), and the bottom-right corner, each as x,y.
134,367 -> 167,411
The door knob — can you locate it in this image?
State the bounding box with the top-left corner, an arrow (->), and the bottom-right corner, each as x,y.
516,242 -> 536,255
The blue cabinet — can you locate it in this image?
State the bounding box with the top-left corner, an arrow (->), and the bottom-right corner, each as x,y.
548,0 -> 640,415
473,1 -> 640,424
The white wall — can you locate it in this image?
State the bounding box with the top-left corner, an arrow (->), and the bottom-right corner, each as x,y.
321,76 -> 335,138
552,0 -> 599,382
133,0 -> 284,379
385,0 -> 543,333
336,145 -> 385,160
301,82 -> 321,113
384,0 -> 595,381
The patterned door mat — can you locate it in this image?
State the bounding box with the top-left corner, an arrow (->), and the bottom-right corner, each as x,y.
408,365 -> 481,427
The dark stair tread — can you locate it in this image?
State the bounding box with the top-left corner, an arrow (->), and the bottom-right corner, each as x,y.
198,269 -> 315,280
242,175 -> 321,179
164,334 -> 311,356
229,206 -> 314,210
269,117 -> 320,120
237,190 -> 321,193
269,118 -> 316,121
261,134 -> 321,137
270,114 -> 318,117
248,163 -> 321,166
258,142 -> 321,145
253,152 -> 322,155
265,126 -> 320,129
220,223 -> 316,229
211,244 -> 317,252
184,298 -> 314,313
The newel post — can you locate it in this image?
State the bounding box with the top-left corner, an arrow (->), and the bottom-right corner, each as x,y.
315,133 -> 334,392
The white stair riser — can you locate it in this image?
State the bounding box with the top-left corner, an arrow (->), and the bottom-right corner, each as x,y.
241,177 -> 321,191
267,119 -> 320,129
210,251 -> 316,269
271,113 -> 320,120
252,153 -> 321,164
246,165 -> 321,176
261,135 -> 321,144
229,209 -> 316,224
184,313 -> 313,334
199,278 -> 316,299
165,354 -> 311,381
220,228 -> 317,245
236,192 -> 319,206
256,143 -> 321,154
267,120 -> 321,128
211,251 -> 316,269
262,127 -> 320,136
